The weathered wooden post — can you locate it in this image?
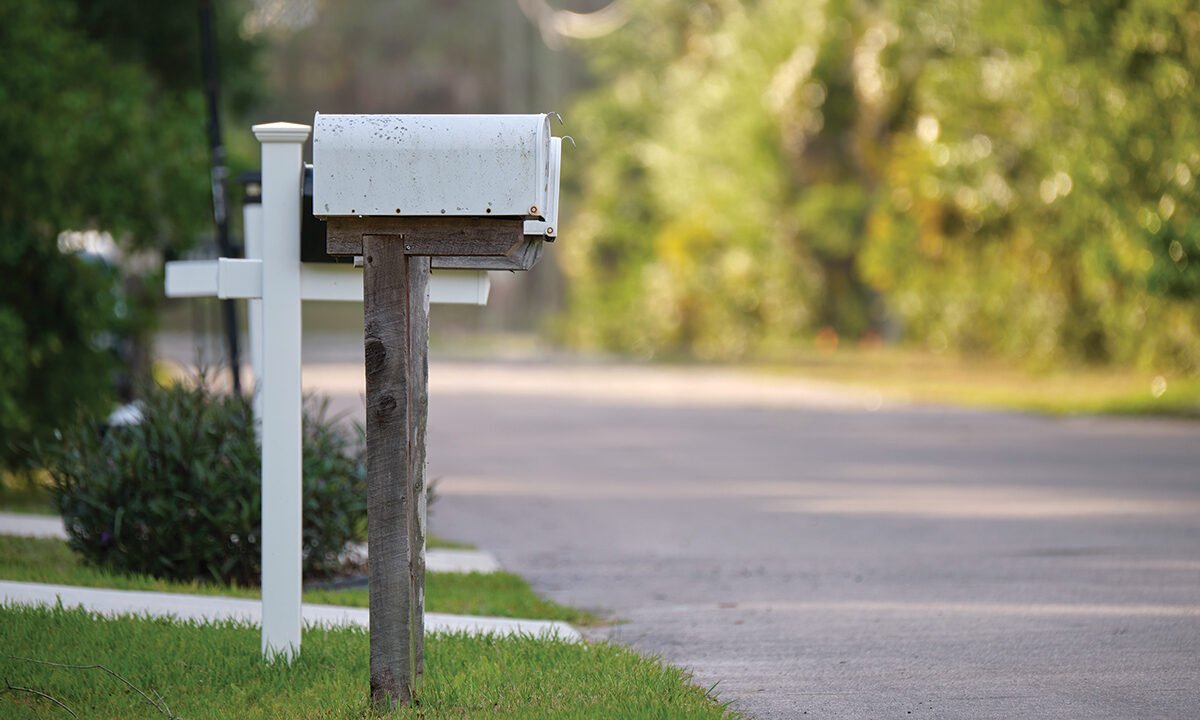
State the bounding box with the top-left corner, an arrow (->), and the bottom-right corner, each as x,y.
313,113 -> 561,707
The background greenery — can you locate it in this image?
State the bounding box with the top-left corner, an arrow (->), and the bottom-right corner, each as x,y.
563,0 -> 1200,373
0,0 -> 259,472
3,0 -> 1197,474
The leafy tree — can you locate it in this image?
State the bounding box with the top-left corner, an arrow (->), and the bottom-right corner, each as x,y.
564,0 -> 905,359
859,0 -> 1200,369
71,0 -> 261,115
565,0 -> 1200,371
0,0 -> 259,471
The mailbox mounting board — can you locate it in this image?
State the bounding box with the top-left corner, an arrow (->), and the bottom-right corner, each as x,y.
313,114 -> 551,219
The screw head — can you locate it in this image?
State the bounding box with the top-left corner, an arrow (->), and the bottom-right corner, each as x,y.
530,205 -> 539,215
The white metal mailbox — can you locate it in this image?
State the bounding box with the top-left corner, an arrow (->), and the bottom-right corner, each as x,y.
313,113 -> 552,219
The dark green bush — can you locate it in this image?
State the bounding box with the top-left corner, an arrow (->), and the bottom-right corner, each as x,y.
41,375 -> 366,586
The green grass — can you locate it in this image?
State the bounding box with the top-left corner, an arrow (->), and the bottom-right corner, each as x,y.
769,347 -> 1200,417
303,573 -> 597,625
0,605 -> 735,719
0,536 -> 598,625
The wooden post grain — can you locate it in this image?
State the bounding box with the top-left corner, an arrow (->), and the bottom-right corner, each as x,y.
363,236 -> 427,707
407,255 -> 430,677
351,219 -> 518,709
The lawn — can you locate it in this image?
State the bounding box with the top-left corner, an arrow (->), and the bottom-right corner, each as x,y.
770,346 -> 1200,417
0,536 -> 598,625
0,605 -> 735,719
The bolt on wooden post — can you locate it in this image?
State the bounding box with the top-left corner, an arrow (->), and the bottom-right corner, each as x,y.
313,113 -> 563,708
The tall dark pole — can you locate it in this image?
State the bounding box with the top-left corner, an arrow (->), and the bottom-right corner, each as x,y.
198,0 -> 242,394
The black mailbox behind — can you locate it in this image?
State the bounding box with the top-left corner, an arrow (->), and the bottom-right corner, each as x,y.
240,166 -> 343,264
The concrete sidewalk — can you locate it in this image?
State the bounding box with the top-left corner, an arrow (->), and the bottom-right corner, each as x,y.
0,513 -> 62,539
0,580 -> 580,641
0,512 -> 501,574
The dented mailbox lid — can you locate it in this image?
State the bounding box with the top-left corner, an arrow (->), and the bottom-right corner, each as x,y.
313,113 -> 551,219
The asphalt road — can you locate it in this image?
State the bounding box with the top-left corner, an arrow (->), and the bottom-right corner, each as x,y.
314,360 -> 1200,720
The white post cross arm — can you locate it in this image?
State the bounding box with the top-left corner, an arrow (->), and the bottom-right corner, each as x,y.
166,260 -> 490,305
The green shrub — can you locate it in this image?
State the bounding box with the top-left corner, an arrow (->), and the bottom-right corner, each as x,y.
41,374 -> 366,586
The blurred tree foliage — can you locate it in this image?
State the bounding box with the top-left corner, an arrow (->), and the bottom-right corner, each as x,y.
565,0 -> 1200,371
0,0 -> 259,471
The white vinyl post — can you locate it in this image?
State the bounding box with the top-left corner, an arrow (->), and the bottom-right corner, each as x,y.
243,193 -> 264,436
253,121 -> 310,660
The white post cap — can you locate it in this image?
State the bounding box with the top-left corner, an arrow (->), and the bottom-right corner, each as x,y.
253,121 -> 311,143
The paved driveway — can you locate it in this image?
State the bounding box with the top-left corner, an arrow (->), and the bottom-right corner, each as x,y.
313,360 -> 1200,720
